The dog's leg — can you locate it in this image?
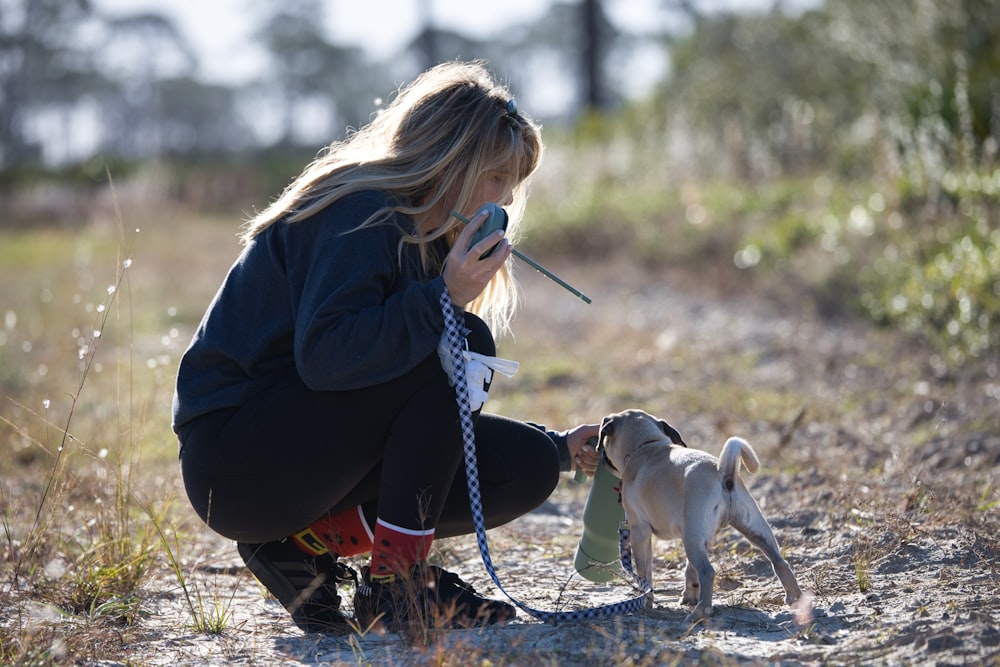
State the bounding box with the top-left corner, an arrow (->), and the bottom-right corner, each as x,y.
731,494 -> 803,605
681,535 -> 715,621
681,561 -> 699,606
628,521 -> 656,608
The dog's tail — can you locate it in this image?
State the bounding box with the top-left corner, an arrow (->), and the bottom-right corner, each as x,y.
718,437 -> 761,491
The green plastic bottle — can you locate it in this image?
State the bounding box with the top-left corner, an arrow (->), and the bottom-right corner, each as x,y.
573,453 -> 626,583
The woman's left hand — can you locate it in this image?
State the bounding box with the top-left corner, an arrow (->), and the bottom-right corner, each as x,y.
566,423 -> 600,477
443,208 -> 512,306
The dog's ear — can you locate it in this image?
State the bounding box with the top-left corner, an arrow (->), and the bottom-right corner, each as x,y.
658,419 -> 688,448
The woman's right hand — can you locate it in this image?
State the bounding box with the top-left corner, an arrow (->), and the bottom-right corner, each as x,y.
443,209 -> 512,306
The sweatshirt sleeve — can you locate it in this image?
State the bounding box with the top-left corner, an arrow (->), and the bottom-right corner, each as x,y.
284,197 -> 447,390
530,422 -> 573,472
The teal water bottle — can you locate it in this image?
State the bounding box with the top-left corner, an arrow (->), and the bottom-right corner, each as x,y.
573,447 -> 625,583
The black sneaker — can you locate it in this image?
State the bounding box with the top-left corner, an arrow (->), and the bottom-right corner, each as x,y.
237,539 -> 355,633
353,563 -> 515,633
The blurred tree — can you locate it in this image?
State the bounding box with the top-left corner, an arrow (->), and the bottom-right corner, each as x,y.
657,6 -> 870,179
397,0 -> 633,119
416,0 -> 438,70
147,78 -> 252,156
397,26 -> 503,81
97,12 -> 196,80
94,12 -> 198,158
661,0 -> 704,28
582,0 -> 605,110
823,0 -> 1000,163
511,0 -> 624,117
0,0 -> 201,168
0,0 -> 104,167
655,0 -> 1000,179
255,0 -> 384,147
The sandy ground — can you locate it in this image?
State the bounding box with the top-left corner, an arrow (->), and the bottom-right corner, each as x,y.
109,261 -> 1000,666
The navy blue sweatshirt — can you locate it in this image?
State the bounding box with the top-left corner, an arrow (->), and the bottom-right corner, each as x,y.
171,190 -> 571,467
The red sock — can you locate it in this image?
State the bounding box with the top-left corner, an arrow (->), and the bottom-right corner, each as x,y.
369,518 -> 434,579
292,505 -> 374,557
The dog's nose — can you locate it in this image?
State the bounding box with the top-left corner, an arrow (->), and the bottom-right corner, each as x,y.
599,416 -> 616,438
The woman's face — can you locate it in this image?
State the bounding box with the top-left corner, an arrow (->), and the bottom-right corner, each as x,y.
467,169 -> 515,212
419,169 -> 516,234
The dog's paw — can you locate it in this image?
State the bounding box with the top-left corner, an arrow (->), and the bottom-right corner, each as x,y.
792,592 -> 815,626
785,583 -> 804,606
684,604 -> 713,624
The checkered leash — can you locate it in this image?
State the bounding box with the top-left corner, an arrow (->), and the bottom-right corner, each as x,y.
439,288 -> 651,622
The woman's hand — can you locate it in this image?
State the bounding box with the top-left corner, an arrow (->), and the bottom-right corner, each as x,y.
443,209 -> 511,306
566,423 -> 600,477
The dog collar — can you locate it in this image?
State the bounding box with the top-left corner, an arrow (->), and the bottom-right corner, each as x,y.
601,449 -> 620,474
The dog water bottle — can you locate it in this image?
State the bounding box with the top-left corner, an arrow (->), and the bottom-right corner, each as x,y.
573,448 -> 625,583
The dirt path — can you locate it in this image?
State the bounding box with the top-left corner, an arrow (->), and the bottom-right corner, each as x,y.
129,260 -> 1000,666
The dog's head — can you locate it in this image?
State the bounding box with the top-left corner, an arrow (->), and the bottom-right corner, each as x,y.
598,409 -> 687,477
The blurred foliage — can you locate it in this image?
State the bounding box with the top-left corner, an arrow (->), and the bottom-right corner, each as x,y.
652,0 -> 999,180
527,0 -> 1000,366
860,167 -> 1000,366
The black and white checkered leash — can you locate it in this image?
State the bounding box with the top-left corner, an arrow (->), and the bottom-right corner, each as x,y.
439,288 -> 651,623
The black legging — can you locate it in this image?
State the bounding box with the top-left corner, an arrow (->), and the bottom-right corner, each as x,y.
177,314 -> 560,544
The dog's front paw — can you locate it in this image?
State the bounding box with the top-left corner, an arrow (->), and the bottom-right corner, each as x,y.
784,582 -> 804,606
684,604 -> 713,624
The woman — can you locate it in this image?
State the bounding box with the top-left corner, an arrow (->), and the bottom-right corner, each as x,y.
172,60 -> 599,634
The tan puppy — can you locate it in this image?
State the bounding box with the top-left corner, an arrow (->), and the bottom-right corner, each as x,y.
599,409 -> 802,622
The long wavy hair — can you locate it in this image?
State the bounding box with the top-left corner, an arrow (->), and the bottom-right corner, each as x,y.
242,60 -> 544,336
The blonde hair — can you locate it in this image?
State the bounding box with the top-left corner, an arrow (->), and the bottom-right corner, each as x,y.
242,60 -> 544,336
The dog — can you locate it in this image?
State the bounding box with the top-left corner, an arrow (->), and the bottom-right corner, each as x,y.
598,409 -> 802,622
